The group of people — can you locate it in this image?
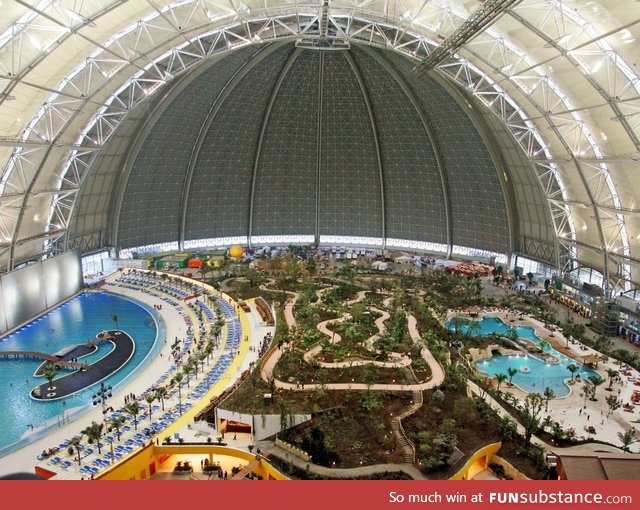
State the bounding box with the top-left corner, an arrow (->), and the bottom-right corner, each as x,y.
200,458 -> 228,479
257,332 -> 273,358
40,446 -> 59,458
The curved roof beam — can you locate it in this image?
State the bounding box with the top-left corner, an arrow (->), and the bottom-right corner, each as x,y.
177,43 -> 287,248
343,51 -> 386,246
1,11 -> 576,274
418,0 -> 523,71
3,2 -> 638,286
247,47 -> 302,246
360,46 -> 453,255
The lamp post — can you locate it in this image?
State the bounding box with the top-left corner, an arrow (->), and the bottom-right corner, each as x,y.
93,382 -> 113,422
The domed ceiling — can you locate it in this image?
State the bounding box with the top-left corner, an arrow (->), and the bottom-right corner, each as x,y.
1,1 -> 639,292
99,41 -> 538,260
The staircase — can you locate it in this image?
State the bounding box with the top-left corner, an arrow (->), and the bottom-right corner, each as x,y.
391,390 -> 424,464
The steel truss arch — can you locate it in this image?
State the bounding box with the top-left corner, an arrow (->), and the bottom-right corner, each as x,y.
0,1 -> 638,289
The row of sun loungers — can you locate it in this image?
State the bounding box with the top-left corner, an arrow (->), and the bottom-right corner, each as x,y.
58,271 -> 246,477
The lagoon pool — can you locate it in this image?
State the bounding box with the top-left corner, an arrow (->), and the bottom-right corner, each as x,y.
447,315 -> 599,397
0,291 -> 164,456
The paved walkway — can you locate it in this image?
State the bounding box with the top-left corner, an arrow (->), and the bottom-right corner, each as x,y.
259,283 -> 445,392
257,440 -> 427,480
304,295 -> 410,368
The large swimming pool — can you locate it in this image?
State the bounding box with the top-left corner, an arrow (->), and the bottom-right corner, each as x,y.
0,291 -> 164,456
447,316 -> 599,397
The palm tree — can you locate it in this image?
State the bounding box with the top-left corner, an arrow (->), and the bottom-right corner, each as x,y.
449,316 -> 469,335
543,386 -> 555,411
144,393 -> 155,420
126,402 -> 140,430
466,320 -> 481,339
42,362 -> 58,390
182,363 -> 193,388
618,430 -> 638,452
538,338 -> 550,353
173,372 -> 184,415
111,313 -> 119,330
585,425 -> 596,439
494,373 -> 508,392
83,421 -> 104,454
197,350 -> 207,371
155,387 -> 168,412
190,355 -> 199,377
69,436 -> 83,466
469,275 -> 483,296
204,343 -> 214,364
567,363 -> 579,382
507,367 -> 518,385
109,415 -> 126,442
505,326 -> 519,343
581,383 -> 595,407
588,375 -> 605,400
605,368 -> 619,391
214,315 -> 226,341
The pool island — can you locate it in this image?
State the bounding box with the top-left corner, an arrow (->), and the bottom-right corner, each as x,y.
30,330 -> 135,401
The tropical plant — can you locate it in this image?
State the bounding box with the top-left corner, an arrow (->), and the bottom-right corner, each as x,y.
543,387 -> 555,411
126,401 -> 140,430
467,275 -> 483,296
69,436 -> 83,465
111,313 -> 119,330
155,386 -> 168,412
497,416 -> 518,441
431,389 -> 445,408
567,363 -> 579,382
466,320 -> 481,338
581,383 -> 595,407
182,363 -> 193,387
109,415 -> 126,442
605,369 -> 619,391
618,430 -> 638,452
174,372 -> 184,414
83,421 -> 104,454
214,315 -> 226,341
585,425 -> 596,439
521,392 -> 546,447
197,350 -> 207,372
538,338 -> 550,353
41,362 -> 58,390
494,373 -> 508,392
605,394 -> 621,417
448,316 -> 470,335
587,375 -> 605,400
507,367 -> 518,385
144,393 -> 155,420
505,327 -> 519,343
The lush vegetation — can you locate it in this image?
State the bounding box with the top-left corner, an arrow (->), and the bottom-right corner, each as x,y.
212,253 -> 564,479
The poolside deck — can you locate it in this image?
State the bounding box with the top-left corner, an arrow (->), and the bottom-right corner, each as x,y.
30,330 -> 134,401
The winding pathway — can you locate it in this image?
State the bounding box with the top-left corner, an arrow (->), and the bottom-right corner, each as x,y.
259,283 -> 445,392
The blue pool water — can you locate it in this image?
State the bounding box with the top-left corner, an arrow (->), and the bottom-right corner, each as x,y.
0,291 -> 164,456
447,316 -> 599,397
